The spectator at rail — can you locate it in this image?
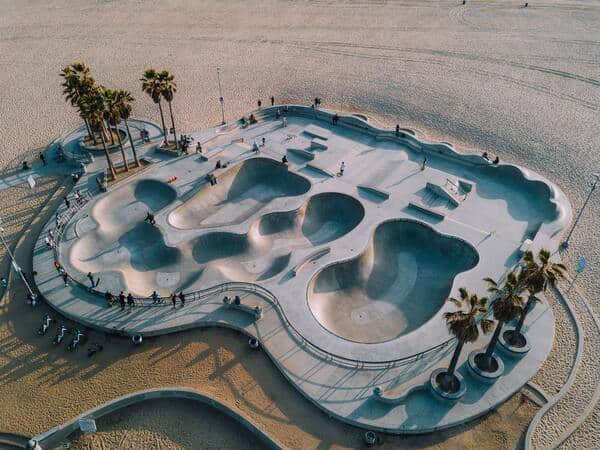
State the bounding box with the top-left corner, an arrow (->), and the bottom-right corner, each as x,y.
54,260 -> 62,273
234,295 -> 241,305
55,212 -> 61,227
144,211 -> 156,225
171,292 -> 177,308
151,290 -> 160,304
282,117 -> 287,128
105,291 -> 114,307
127,293 -> 135,310
118,291 -> 126,311
44,236 -> 55,249
179,291 -> 186,307
63,196 -> 70,209
62,272 -> 69,287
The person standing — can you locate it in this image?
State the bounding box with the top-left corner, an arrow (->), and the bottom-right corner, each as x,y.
339,161 -> 346,176
127,293 -> 135,310
171,292 -> 177,309
270,96 -> 275,106
62,272 -> 68,287
39,153 -> 47,166
421,156 -> 427,171
179,291 -> 185,307
196,142 -> 202,154
64,196 -> 70,209
151,290 -> 160,304
257,99 -> 262,109
118,291 -> 126,311
87,272 -> 98,289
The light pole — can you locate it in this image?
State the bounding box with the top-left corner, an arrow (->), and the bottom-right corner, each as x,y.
0,224 -> 36,301
217,68 -> 225,125
561,172 -> 600,249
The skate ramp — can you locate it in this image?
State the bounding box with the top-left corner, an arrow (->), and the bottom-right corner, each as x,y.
308,219 -> 479,344
169,158 -> 311,229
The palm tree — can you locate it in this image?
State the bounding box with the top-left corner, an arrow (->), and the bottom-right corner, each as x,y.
80,88 -> 116,179
508,249 -> 566,343
115,90 -> 140,168
481,271 -> 527,371
103,88 -> 129,172
441,288 -> 493,392
158,70 -> 178,148
60,62 -> 97,143
141,68 -> 168,145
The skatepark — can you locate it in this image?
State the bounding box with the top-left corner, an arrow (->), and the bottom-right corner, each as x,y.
29,105 -> 572,439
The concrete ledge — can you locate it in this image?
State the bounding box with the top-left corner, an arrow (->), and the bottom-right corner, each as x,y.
407,201 -> 446,220
303,124 -> 331,140
357,185 -> 390,200
33,388 -> 282,449
305,163 -> 335,178
372,383 -> 426,405
287,147 -> 315,161
310,138 -> 328,150
222,296 -> 263,319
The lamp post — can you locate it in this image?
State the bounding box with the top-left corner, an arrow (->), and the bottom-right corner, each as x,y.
217,68 -> 225,125
0,224 -> 36,301
561,172 -> 600,249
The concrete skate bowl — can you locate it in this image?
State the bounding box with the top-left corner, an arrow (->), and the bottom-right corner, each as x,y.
254,192 -> 364,246
307,219 -> 479,344
190,193 -> 364,282
168,157 -> 311,229
93,178 -> 177,231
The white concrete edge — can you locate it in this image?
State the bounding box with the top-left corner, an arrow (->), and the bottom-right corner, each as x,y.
32,387 -> 283,449
524,284 -> 584,450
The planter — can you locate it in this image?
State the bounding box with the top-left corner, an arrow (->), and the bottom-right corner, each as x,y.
429,368 -> 466,401
468,350 -> 504,382
499,327 -> 531,356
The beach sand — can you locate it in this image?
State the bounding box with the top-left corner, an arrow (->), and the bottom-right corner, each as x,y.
0,0 -> 598,447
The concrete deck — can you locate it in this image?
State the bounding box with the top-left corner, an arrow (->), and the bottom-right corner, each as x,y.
32,106 -> 571,434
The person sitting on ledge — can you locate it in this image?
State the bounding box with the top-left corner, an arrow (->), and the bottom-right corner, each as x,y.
281,155 -> 288,165
22,161 -> 30,171
332,113 -> 339,125
151,290 -> 160,304
215,160 -> 222,169
234,295 -> 241,305
249,114 -> 257,124
493,156 -> 500,164
144,211 -> 156,225
482,152 -> 489,160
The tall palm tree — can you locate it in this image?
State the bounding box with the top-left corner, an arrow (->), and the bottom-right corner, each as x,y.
481,271 -> 527,370
80,89 -> 116,179
60,62 -> 97,143
141,68 -> 168,145
158,70 -> 178,148
103,89 -> 129,172
441,288 -> 493,392
115,90 -> 140,168
510,249 -> 566,342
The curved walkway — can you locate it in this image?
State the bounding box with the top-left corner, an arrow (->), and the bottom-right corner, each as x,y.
526,282 -> 600,449
32,387 -> 282,449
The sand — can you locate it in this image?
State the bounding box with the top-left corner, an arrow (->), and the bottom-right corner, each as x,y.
0,0 -> 598,447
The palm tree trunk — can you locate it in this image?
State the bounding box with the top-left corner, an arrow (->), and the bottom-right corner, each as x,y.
116,123 -> 129,172
157,101 -> 168,145
83,119 -> 96,144
100,132 -> 116,180
444,340 -> 464,389
106,120 -> 115,145
513,298 -> 533,340
482,321 -> 504,371
124,119 -> 139,168
167,100 -> 177,148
